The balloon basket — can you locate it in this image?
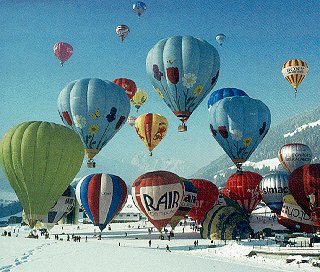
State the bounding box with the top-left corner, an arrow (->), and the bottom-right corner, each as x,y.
178,123 -> 187,132
87,160 -> 96,168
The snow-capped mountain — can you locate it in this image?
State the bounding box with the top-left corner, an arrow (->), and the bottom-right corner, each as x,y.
195,106 -> 320,187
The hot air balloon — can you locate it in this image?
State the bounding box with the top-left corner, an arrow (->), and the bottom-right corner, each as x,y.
222,171 -> 262,214
76,173 -> 128,231
0,121 -> 84,228
215,34 -> 226,46
289,164 -> 320,227
259,172 -> 289,214
188,179 -> 219,223
207,88 -> 249,112
277,194 -> 315,233
42,185 -> 76,229
169,178 -> 197,229
209,96 -> 271,170
278,143 -> 312,173
134,113 -> 168,156
127,116 -> 137,127
116,25 -> 130,42
57,78 -> 130,168
281,59 -> 308,96
131,171 -> 184,232
146,35 -> 220,132
130,88 -> 148,111
53,42 -> 73,66
112,78 -> 137,100
133,1 -> 146,17
201,197 -> 252,240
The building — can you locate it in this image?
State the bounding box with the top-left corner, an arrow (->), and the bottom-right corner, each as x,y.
113,195 -> 143,223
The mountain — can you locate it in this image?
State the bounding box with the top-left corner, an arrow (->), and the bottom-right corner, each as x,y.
194,106 -> 320,187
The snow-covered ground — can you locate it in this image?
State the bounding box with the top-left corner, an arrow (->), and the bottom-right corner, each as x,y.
0,221 -> 318,272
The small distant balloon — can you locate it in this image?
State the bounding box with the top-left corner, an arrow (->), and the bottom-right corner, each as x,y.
112,78 -> 137,100
133,1 -> 146,17
215,34 -> 226,46
127,116 -> 137,127
131,89 -> 148,111
281,59 -> 308,96
53,42 -> 73,66
116,25 -> 130,42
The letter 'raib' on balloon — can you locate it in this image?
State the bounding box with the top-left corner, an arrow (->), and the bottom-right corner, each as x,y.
288,164 -> 320,227
146,35 -> 220,130
209,96 -> 271,170
259,171 -> 289,214
57,78 -> 130,166
76,173 -> 128,231
134,113 -> 168,156
222,171 -> 262,214
131,171 -> 184,232
0,121 -> 84,228
207,88 -> 249,112
188,179 -> 219,223
278,143 -> 312,173
112,78 -> 137,100
53,42 -> 73,67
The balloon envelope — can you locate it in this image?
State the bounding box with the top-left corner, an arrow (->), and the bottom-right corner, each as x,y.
116,25 -> 130,42
131,171 -> 184,232
207,88 -> 249,112
76,173 -> 128,231
130,89 -> 148,111
259,172 -> 289,214
169,178 -> 197,229
57,78 -> 130,166
278,143 -> 312,173
277,194 -> 315,233
215,34 -> 226,46
209,96 -> 271,169
188,179 -> 219,222
134,113 -> 168,155
133,1 -> 146,17
288,164 -> 320,226
53,42 -> 73,66
222,171 -> 262,214
281,59 -> 308,95
0,121 -> 84,228
112,78 -> 137,100
146,35 -> 220,130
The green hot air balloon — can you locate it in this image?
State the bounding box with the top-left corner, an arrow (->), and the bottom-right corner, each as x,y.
0,121 -> 84,228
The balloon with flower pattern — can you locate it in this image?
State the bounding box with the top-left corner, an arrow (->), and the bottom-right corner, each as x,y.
146,35 -> 220,132
134,113 -> 168,156
57,78 -> 130,167
209,96 -> 271,170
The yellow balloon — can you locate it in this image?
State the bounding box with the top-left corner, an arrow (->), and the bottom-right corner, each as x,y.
281,59 -> 308,96
134,113 -> 168,155
130,89 -> 148,111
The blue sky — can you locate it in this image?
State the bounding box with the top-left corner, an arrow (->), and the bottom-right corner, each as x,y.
1,0 -> 320,181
